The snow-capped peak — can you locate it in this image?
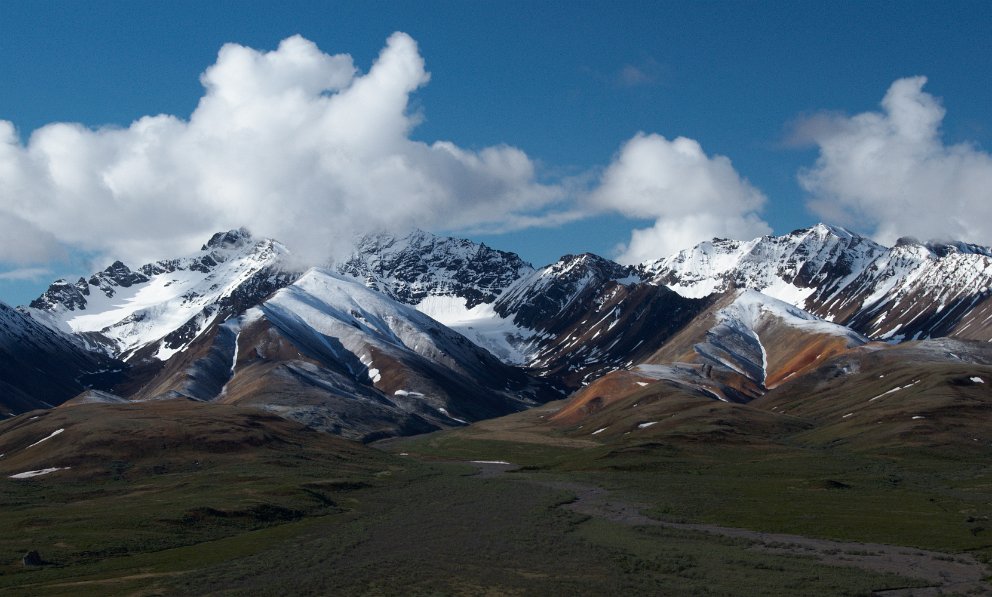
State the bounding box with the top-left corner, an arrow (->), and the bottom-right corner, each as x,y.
201,227 -> 253,251
27,230 -> 298,360
643,224 -> 992,342
807,222 -> 854,240
641,223 -> 884,299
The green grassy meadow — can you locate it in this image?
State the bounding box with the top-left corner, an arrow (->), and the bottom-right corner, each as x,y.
0,400 -> 989,595
0,459 -> 928,596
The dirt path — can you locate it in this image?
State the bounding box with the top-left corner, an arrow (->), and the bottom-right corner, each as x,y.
468,461 -> 991,597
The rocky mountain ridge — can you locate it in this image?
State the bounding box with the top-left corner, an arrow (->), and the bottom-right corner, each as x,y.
644,223 -> 992,342
338,229 -> 533,309
26,228 -> 298,361
7,224 -> 992,441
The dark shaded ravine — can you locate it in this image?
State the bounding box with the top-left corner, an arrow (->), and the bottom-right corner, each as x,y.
467,461 -> 991,597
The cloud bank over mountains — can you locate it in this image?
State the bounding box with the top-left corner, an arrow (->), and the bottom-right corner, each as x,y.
799,76 -> 992,246
0,33 -> 989,274
0,33 -> 562,267
588,133 -> 770,263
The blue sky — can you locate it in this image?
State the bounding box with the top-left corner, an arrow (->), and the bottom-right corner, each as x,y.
1,1 -> 990,305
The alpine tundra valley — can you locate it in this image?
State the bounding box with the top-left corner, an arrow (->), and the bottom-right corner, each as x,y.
1,224 -> 991,595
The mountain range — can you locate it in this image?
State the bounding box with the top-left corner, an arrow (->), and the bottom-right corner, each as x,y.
2,223 -> 991,444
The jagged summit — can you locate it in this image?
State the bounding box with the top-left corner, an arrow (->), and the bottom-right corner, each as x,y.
337,228 -> 533,309
29,259 -> 155,312
643,225 -> 874,327
91,260 -> 147,290
494,252 -> 638,330
20,223 -> 992,361
539,252 -> 633,282
889,236 -> 992,259
27,229 -> 297,360
926,240 -> 992,258
29,278 -> 90,312
202,227 -> 253,251
6,222 -> 992,439
644,224 -> 992,342
804,222 -> 855,239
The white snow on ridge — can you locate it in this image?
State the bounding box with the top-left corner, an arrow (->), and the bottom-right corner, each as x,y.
722,290 -> 866,342
644,225 -> 882,305
415,295 -> 532,365
645,225 -> 992,342
663,277 -> 723,299
30,237 -> 290,360
645,237 -> 762,299
262,268 -> 507,384
715,291 -> 769,383
267,270 -> 425,353
759,278 -> 816,307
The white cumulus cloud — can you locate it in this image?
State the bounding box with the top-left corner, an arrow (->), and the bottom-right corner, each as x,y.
799,76 -> 992,245
0,33 -> 562,268
587,133 -> 771,263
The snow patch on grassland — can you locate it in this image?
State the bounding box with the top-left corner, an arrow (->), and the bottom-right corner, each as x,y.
26,428 -> 64,449
9,467 -> 69,479
869,380 -> 921,402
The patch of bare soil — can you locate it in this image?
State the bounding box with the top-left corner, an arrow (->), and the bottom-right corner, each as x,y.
468,462 -> 992,597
